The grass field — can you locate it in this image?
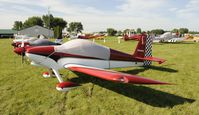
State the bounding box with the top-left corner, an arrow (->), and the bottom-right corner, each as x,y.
0,38 -> 199,115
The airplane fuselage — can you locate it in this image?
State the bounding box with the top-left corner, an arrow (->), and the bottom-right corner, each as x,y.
27,53 -> 143,70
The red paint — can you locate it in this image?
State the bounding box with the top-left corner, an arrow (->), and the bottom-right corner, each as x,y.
135,56 -> 166,64
68,66 -> 169,85
12,42 -> 30,48
14,47 -> 24,55
26,46 -> 54,55
123,34 -> 143,41
78,34 -> 104,39
43,72 -> 50,75
57,82 -> 79,88
13,46 -> 32,55
110,49 -> 141,62
132,34 -> 147,58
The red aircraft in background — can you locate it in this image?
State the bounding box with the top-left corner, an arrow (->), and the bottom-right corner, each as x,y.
123,34 -> 143,41
78,33 -> 105,39
14,33 -> 170,92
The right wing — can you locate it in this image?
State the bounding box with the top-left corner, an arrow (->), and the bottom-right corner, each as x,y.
65,64 -> 170,85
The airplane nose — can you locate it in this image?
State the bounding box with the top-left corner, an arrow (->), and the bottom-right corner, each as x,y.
26,46 -> 54,55
14,47 -> 23,55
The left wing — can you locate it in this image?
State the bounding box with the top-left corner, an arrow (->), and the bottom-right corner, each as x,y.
65,64 -> 170,85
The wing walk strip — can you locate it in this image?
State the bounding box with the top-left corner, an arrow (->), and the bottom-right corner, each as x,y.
65,64 -> 169,85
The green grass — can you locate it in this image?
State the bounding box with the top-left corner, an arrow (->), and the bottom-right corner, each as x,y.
0,38 -> 199,115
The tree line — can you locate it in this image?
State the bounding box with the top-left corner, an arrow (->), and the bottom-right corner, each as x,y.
13,14 -> 83,38
13,15 -> 198,37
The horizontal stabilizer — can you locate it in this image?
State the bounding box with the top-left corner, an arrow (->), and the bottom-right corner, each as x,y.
65,64 -> 170,85
135,56 -> 166,64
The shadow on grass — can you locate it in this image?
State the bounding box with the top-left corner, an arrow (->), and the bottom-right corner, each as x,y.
153,42 -> 194,45
119,65 -> 178,74
70,71 -> 195,108
145,65 -> 178,73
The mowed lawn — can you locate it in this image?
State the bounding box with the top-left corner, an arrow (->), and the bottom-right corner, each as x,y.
0,38 -> 199,115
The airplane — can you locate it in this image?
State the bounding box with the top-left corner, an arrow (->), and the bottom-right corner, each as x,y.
69,33 -> 105,40
78,34 -> 105,40
184,34 -> 199,42
12,34 -> 49,47
122,34 -> 141,41
153,32 -> 184,43
12,34 -> 63,48
23,33 -> 170,92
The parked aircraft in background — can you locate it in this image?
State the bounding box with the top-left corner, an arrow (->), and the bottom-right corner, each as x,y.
153,32 -> 184,43
12,34 -> 63,48
69,33 -> 105,40
184,34 -> 199,42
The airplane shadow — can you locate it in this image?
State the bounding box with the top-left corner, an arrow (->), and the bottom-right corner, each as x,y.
119,65 -> 178,74
153,42 -> 194,45
69,71 -> 195,108
144,65 -> 178,73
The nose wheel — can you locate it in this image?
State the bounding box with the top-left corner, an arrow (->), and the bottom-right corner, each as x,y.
42,69 -> 60,78
56,82 -> 79,92
42,71 -> 51,78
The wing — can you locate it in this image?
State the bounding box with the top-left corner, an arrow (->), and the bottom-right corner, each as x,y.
65,64 -> 169,85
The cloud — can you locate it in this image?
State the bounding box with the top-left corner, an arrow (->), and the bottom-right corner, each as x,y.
119,0 -> 166,12
175,0 -> 199,18
0,0 -> 199,31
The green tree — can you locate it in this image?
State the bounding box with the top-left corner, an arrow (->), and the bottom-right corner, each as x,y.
172,28 -> 179,33
107,28 -> 117,36
67,22 -> 83,33
123,29 -> 130,34
189,31 -> 199,34
117,30 -> 122,36
53,26 -> 62,39
179,28 -> 189,34
51,17 -> 67,39
12,21 -> 23,30
42,14 -> 54,29
23,16 -> 43,28
151,29 -> 165,35
52,17 -> 67,30
136,28 -> 142,34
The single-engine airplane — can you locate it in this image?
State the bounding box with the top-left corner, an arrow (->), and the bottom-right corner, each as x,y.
24,33 -> 170,92
153,32 -> 184,43
12,34 -> 62,48
78,34 -> 105,39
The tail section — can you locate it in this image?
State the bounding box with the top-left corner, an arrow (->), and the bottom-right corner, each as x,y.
132,34 -> 148,58
133,33 -> 165,66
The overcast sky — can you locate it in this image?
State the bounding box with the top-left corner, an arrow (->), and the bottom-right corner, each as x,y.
0,0 -> 199,32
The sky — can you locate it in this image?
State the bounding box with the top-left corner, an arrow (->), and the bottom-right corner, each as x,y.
0,0 -> 199,32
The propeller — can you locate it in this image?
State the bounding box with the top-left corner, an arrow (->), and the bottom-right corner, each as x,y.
21,37 -> 26,63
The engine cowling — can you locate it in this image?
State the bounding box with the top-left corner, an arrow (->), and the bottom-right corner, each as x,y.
56,82 -> 79,92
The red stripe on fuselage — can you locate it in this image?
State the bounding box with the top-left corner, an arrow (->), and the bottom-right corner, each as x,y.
110,49 -> 142,62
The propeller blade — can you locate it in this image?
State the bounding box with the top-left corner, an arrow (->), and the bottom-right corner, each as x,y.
21,47 -> 25,64
21,37 -> 25,47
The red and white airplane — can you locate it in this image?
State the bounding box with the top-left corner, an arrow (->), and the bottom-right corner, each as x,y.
23,33 -> 170,92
